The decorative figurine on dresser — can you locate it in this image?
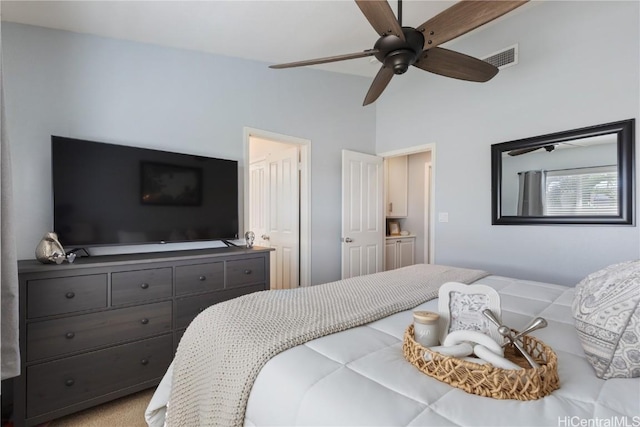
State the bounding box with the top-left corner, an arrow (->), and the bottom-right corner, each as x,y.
34,232 -> 75,264
244,231 -> 255,248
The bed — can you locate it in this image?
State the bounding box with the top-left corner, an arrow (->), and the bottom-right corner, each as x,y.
146,263 -> 640,427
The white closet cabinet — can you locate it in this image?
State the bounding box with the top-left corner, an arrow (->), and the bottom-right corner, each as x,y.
384,156 -> 408,217
385,236 -> 415,271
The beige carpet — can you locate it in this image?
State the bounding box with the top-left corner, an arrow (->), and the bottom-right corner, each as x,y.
45,388 -> 155,427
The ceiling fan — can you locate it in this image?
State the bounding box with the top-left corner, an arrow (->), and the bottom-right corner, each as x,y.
269,0 -> 529,106
508,145 -> 556,156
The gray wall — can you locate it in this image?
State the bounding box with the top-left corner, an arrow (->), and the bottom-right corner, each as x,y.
375,1 -> 640,286
1,22 -> 376,285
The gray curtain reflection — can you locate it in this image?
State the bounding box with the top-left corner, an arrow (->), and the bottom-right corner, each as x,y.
517,170 -> 545,216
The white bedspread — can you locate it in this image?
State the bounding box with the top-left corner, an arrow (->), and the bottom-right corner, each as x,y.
146,275 -> 640,427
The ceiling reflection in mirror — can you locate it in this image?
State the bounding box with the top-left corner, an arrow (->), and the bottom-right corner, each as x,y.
491,119 -> 635,225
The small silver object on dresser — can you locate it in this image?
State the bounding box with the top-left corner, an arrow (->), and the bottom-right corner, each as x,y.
35,231 -> 76,264
244,231 -> 255,248
35,232 -> 66,264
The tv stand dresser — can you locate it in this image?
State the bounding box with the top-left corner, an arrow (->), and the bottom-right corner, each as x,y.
13,246 -> 272,426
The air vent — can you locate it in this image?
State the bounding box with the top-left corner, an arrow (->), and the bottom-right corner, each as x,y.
482,44 -> 518,70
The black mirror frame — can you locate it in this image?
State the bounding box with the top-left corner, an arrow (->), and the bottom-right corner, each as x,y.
491,119 -> 635,225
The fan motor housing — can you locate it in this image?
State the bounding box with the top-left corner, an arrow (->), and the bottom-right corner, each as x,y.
374,27 -> 425,74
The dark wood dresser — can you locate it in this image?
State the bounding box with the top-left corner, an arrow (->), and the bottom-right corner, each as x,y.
13,246 -> 272,426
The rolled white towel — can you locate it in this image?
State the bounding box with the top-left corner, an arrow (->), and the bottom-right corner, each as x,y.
424,342 -> 473,361
473,344 -> 522,370
442,330 -> 504,356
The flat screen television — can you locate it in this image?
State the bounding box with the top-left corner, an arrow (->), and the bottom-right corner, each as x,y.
52,136 -> 239,248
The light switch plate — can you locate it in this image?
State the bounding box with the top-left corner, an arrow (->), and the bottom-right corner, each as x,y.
438,212 -> 449,223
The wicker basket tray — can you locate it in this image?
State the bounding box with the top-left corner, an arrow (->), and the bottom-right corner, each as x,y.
402,325 -> 559,400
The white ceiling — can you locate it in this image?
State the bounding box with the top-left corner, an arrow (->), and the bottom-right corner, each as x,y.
0,0 -> 535,78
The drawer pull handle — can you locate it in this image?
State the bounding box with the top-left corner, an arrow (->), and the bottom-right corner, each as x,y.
244,269 -> 252,275
65,379 -> 75,387
65,292 -> 75,299
198,275 -> 206,281
140,283 -> 149,289
140,359 -> 149,366
65,332 -> 75,339
140,318 -> 149,325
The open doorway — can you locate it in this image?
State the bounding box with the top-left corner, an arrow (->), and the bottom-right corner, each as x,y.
244,128 -> 311,289
378,144 -> 435,268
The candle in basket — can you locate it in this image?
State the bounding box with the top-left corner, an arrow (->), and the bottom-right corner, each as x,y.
413,311 -> 440,347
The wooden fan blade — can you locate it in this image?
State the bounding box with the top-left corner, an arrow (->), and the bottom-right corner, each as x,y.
413,47 -> 498,82
269,49 -> 379,69
417,1 -> 528,50
355,0 -> 405,40
363,65 -> 394,106
508,147 -> 541,156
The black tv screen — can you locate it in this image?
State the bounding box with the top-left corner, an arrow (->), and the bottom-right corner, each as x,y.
52,136 -> 239,247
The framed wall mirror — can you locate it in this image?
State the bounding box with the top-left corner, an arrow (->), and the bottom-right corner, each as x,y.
491,119 -> 635,225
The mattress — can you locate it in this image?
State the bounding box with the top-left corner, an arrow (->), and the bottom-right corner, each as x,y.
146,275 -> 640,426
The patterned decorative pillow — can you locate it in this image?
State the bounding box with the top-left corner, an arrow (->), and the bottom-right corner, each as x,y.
572,260 -> 640,379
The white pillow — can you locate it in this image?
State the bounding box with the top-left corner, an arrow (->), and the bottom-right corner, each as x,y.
572,260 -> 640,379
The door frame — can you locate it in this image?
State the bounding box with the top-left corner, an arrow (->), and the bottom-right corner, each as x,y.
243,127 -> 311,287
377,143 -> 436,264
424,162 -> 432,264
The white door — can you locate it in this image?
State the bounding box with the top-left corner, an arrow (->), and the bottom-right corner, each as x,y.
249,160 -> 267,244
341,150 -> 384,279
265,146 -> 300,289
249,159 -> 269,274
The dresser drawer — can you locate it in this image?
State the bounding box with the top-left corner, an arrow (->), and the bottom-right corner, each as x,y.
112,268 -> 172,305
175,262 -> 224,295
27,274 -> 107,319
26,334 -> 172,418
226,257 -> 266,288
27,301 -> 172,362
175,284 -> 264,329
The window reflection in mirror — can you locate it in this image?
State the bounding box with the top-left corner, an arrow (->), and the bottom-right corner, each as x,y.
491,119 -> 635,225
500,134 -> 617,216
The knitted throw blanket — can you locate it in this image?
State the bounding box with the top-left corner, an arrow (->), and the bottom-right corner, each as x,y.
166,264 -> 489,426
